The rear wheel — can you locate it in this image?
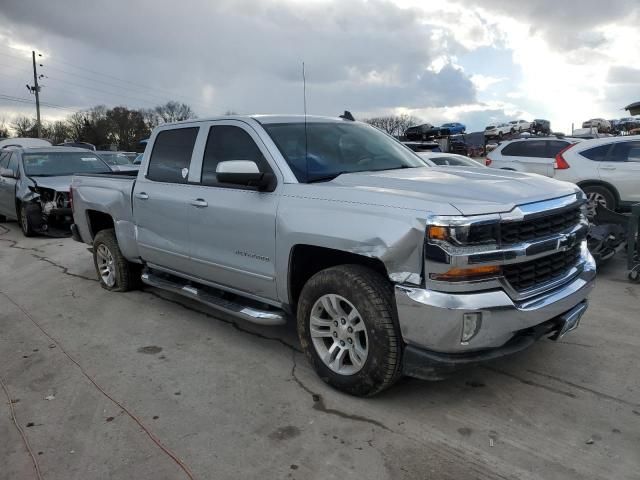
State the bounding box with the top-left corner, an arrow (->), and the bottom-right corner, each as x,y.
297,264 -> 402,396
498,131 -> 503,139
93,229 -> 141,292
582,185 -> 616,216
0,214 -> 6,222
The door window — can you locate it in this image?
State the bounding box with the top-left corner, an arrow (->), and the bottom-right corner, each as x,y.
0,152 -> 9,169
146,127 -> 199,183
201,125 -> 271,186
609,141 -> 640,162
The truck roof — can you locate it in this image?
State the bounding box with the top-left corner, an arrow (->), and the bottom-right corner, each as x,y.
160,114 -> 349,127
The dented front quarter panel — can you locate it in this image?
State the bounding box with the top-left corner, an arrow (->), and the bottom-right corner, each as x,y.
275,183 -> 460,303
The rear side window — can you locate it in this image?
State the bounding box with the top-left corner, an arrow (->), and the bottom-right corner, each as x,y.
0,152 -> 9,169
501,140 -> 548,157
201,125 -> 270,186
609,141 -> 640,162
581,144 -> 610,161
546,140 -> 570,157
147,127 -> 199,183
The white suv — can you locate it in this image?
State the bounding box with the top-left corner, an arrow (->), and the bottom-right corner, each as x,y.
508,120 -> 531,132
485,137 -> 581,177
554,135 -> 640,212
484,123 -> 512,139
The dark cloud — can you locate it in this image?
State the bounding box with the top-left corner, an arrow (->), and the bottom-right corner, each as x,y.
0,0 -> 477,117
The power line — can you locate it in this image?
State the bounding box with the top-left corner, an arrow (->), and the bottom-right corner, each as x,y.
48,55 -> 202,106
0,47 -> 204,109
45,75 -> 161,107
0,93 -> 77,112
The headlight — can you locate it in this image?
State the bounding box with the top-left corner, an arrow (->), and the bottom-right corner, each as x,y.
427,223 -> 498,247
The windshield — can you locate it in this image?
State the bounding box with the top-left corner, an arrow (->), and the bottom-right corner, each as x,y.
22,151 -> 112,176
263,121 -> 426,182
98,152 -> 132,166
427,155 -> 478,167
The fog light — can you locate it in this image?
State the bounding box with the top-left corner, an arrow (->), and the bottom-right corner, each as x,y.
461,312 -> 482,343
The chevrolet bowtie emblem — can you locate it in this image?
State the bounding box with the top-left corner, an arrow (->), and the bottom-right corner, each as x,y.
557,232 -> 578,250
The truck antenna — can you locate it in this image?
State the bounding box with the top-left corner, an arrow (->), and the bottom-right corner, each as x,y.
303,61 -> 309,182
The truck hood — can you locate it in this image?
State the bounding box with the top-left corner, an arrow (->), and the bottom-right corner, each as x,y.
332,167 -> 579,215
28,175 -> 73,192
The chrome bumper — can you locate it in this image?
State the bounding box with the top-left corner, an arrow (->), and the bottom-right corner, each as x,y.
395,248 -> 596,353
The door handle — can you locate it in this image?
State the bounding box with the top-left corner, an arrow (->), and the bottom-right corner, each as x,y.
600,166 -> 616,171
135,192 -> 149,200
190,198 -> 208,208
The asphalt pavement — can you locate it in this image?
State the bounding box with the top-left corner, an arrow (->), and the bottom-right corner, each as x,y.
1,222 -> 639,480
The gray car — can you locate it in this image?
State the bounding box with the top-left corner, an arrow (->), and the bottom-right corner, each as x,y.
0,147 -> 111,236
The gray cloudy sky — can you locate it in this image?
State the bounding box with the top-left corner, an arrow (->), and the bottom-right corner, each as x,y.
1,0 -> 639,132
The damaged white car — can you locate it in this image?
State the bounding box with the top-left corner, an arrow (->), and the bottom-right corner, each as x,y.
0,147 -> 111,237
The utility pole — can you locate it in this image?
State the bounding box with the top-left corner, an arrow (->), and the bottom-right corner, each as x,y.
31,50 -> 41,138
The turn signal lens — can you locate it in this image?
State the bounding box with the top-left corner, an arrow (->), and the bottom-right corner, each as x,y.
430,265 -> 501,281
427,225 -> 449,241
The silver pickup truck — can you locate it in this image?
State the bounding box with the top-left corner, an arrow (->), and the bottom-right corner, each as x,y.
70,115 -> 596,396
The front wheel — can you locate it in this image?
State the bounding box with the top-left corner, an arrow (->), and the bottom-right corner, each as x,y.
19,203 -> 37,237
583,185 -> 616,217
297,265 -> 402,396
93,229 -> 141,291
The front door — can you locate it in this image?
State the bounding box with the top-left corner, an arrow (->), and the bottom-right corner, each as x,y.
0,152 -> 18,218
134,126 -> 200,274
598,140 -> 640,204
186,121 -> 281,301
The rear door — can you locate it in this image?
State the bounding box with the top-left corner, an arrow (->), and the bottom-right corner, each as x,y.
0,152 -> 18,217
598,140 -> 640,204
133,125 -> 200,274
185,120 -> 281,301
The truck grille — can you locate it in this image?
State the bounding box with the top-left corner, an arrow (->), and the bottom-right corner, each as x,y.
500,207 -> 581,244
503,245 -> 581,292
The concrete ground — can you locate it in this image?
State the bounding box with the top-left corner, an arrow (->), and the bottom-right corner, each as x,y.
1,222 -> 638,480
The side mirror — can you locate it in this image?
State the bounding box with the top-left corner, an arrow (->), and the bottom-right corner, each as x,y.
0,168 -> 16,179
216,160 -> 274,190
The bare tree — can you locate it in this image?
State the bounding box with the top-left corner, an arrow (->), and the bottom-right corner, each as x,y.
363,114 -> 422,138
11,116 -> 37,137
154,101 -> 196,124
0,117 -> 9,138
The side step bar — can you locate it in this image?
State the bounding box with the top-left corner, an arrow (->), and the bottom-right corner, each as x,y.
141,271 -> 286,326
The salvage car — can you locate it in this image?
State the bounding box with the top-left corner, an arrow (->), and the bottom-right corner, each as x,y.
484,123 -> 512,139
0,147 -> 111,236
71,115 -> 595,396
440,122 -> 466,135
405,123 -> 445,140
96,151 -> 140,172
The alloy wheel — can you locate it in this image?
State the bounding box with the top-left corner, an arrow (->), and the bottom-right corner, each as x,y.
309,294 -> 369,375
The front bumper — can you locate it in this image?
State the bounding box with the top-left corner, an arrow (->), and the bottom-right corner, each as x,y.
395,249 -> 596,369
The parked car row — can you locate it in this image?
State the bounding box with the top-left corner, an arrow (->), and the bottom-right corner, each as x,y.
485,135 -> 640,213
404,122 -> 466,140
484,119 -> 551,139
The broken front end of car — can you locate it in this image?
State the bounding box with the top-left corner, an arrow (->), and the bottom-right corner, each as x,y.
21,186 -> 73,236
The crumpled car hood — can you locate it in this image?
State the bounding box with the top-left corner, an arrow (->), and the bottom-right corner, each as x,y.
330,167 -> 580,215
28,175 -> 74,193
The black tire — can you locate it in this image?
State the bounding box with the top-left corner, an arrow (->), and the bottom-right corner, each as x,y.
297,264 -> 402,397
498,131 -> 504,139
19,203 -> 37,237
582,185 -> 617,213
92,228 -> 141,292
0,214 -> 6,222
